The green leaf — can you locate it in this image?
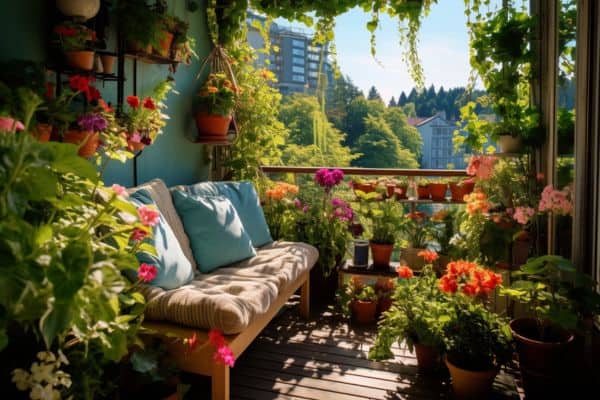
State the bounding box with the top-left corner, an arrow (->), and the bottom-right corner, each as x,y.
34,225 -> 53,247
39,302 -> 72,348
48,241 -> 91,302
25,167 -> 58,201
113,198 -> 139,217
47,142 -> 99,182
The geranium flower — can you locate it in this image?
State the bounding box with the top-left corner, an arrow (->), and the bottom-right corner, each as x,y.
538,185 -> 573,216
143,96 -> 156,110
513,206 -> 535,225
439,260 -> 502,297
418,249 -> 439,263
466,155 -> 496,180
137,263 -> 157,282
0,117 -> 25,132
208,329 -> 226,348
213,345 -> 236,367
396,265 -> 414,279
464,190 -> 490,215
207,86 -> 218,94
78,113 -> 107,132
137,205 -> 160,226
127,95 -> 140,108
54,25 -> 76,36
98,99 -> 113,113
129,228 -> 147,242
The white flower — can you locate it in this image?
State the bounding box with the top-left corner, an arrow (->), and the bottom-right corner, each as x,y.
57,350 -> 69,366
11,368 -> 31,391
37,351 -> 56,363
30,382 -> 60,400
36,255 -> 52,266
30,362 -> 56,384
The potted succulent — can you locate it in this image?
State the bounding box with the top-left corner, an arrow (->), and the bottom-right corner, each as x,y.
399,211 -> 434,270
427,179 -> 448,201
195,73 -> 237,138
502,255 -> 600,399
53,22 -> 97,70
370,265 -> 446,373
438,260 -> 512,399
448,178 -> 475,202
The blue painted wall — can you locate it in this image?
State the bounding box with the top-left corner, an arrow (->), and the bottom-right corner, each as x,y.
0,0 -> 211,187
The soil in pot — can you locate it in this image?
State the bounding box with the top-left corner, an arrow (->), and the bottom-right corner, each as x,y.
370,242 -> 393,267
428,183 -> 448,201
195,112 -> 232,138
445,356 -> 498,400
449,181 -> 475,202
65,50 -> 95,70
63,130 -> 99,157
417,185 -> 430,200
352,300 -> 377,325
509,317 -> 575,399
414,344 -> 440,374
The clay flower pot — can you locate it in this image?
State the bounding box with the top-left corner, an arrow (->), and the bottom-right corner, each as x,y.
352,182 -> 375,194
377,297 -> 393,316
128,41 -> 153,55
370,241 -> 393,267
394,185 -> 408,199
400,247 -> 426,271
100,54 -> 116,74
34,123 -> 52,142
414,344 -> 440,373
445,356 -> 498,400
352,300 -> 377,325
127,140 -> 145,152
195,112 -> 232,138
65,50 -> 95,70
449,180 -> 475,202
63,130 -> 99,157
498,134 -> 522,153
155,31 -> 174,58
417,185 -> 430,199
428,183 -> 448,201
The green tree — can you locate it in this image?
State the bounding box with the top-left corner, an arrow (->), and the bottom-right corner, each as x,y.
402,102 -> 417,118
384,107 -> 423,157
342,96 -> 386,147
398,91 -> 408,106
368,86 -> 382,101
388,96 -> 397,107
326,74 -> 363,130
353,115 -> 419,168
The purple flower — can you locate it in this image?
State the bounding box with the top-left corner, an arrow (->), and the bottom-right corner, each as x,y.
314,168 -> 344,191
331,197 -> 353,222
77,113 -> 108,132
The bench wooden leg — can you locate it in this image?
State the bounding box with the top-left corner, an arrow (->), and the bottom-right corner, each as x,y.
299,278 -> 310,319
211,363 -> 230,400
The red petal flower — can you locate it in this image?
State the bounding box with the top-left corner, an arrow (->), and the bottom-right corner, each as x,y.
142,96 -> 156,110
208,329 -> 226,348
127,96 -> 140,108
396,265 -> 414,279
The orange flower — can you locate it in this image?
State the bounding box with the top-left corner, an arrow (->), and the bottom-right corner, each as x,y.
438,260 -> 502,297
439,275 -> 458,293
396,265 -> 414,279
207,86 -> 218,94
375,277 -> 395,291
407,211 -> 426,221
418,249 -> 439,263
431,210 -> 449,222
259,69 -> 275,81
464,190 -> 491,215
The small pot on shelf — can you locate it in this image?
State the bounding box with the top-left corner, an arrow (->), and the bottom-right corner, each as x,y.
394,185 -> 408,199
99,53 -> 117,74
417,184 -> 430,200
400,247 -> 426,271
352,182 -> 375,194
377,296 -> 393,316
498,134 -> 522,153
65,50 -> 95,70
370,241 -> 393,268
63,129 -> 99,157
352,239 -> 369,267
449,180 -> 475,202
155,31 -> 174,58
428,182 -> 448,201
195,112 -> 232,138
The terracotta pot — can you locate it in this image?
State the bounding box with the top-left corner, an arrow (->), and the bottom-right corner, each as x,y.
34,123 -> 52,142
435,253 -> 451,276
128,41 -> 153,54
417,185 -> 430,199
510,318 -> 575,399
155,31 -> 174,58
56,0 -> 100,21
415,344 -> 440,373
428,183 -> 448,201
370,241 -> 393,267
100,54 -> 116,74
352,300 -> 377,324
498,134 -> 522,153
63,130 -> 99,157
449,181 -> 475,202
394,185 -> 407,199
195,112 -> 232,138
377,297 -> 392,316
400,247 -> 426,271
445,356 -> 498,400
353,182 -> 375,194
386,184 -> 396,198
65,50 -> 95,70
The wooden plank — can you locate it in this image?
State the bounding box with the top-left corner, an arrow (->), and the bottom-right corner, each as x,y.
260,165 -> 467,177
212,363 -> 230,400
299,278 -> 309,319
231,386 -> 302,400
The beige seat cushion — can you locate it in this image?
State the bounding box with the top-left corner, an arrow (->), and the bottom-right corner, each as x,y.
139,241 -> 318,334
127,179 -> 197,270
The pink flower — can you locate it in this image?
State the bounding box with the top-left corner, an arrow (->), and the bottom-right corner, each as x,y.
538,185 -> 573,216
208,329 -> 225,348
137,205 -> 160,226
130,228 -> 148,242
213,345 -> 236,367
314,168 -> 344,191
111,184 -> 128,197
513,206 -> 535,225
466,155 -> 496,180
0,117 -> 25,132
129,132 -> 142,143
137,263 -> 157,282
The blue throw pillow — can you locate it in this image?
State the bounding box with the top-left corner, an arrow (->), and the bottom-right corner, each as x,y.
183,181 -> 273,247
171,191 -> 257,273
129,189 -> 195,290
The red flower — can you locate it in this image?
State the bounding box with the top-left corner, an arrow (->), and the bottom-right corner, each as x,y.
98,99 -> 114,113
462,281 -> 480,296
54,25 -> 76,36
407,211 -> 426,222
90,31 -> 97,42
68,75 -> 100,102
137,263 -> 157,282
186,332 -> 198,351
396,265 -> 414,279
127,96 -> 140,108
130,228 -> 148,242
87,86 -> 101,102
439,275 -> 458,293
417,249 -> 439,263
142,96 -> 156,110
208,329 -> 226,348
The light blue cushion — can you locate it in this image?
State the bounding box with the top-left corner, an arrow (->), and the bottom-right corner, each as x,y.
183,181 -> 273,247
171,191 -> 257,273
130,189 -> 194,290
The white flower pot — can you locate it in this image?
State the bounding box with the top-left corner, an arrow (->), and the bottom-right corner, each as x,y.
56,0 -> 100,21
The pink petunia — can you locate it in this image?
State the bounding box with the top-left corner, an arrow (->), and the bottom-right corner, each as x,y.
213,345 -> 236,367
111,184 -> 128,197
137,205 -> 160,226
466,155 -> 496,180
137,263 -> 157,282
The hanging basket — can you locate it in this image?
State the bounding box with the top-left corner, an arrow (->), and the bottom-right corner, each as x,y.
194,45 -> 239,141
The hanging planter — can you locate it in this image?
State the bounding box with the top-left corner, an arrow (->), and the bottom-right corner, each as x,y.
195,112 -> 232,138
63,130 -> 99,157
56,0 -> 100,21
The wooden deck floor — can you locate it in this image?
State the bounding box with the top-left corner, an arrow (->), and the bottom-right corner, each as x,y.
227,302 -> 521,400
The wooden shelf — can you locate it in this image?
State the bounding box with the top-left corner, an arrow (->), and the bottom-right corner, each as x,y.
125,52 -> 179,65
398,198 -> 465,204
47,65 -> 120,82
340,260 -> 400,277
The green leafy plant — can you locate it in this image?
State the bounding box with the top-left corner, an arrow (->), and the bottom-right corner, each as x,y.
117,0 -> 165,51
196,73 -> 238,117
356,194 -> 403,245
400,211 -> 434,249
370,266 -> 446,360
502,255 -> 600,337
53,21 -> 97,52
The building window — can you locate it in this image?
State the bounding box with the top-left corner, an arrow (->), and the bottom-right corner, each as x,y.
308,71 -> 318,78
308,62 -> 318,69
292,48 -> 305,56
292,74 -> 305,82
293,66 -> 305,74
293,57 -> 304,65
292,39 -> 305,48
308,53 -> 319,61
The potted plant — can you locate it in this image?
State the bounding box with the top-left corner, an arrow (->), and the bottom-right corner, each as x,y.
340,277 -> 378,325
428,179 -> 448,201
438,260 -> 512,399
374,277 -> 395,316
399,211 -> 434,270
394,177 -> 409,199
351,177 -> 376,194
370,265 -> 446,373
63,111 -> 106,157
117,0 -> 165,55
448,178 -> 475,202
195,73 -> 237,138
171,18 -> 197,65
501,255 -> 600,399
417,178 -> 430,199
356,193 -> 403,267
53,22 -> 97,70
430,209 -> 457,274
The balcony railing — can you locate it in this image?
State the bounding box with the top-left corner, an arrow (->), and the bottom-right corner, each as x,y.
261,165 -> 468,178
